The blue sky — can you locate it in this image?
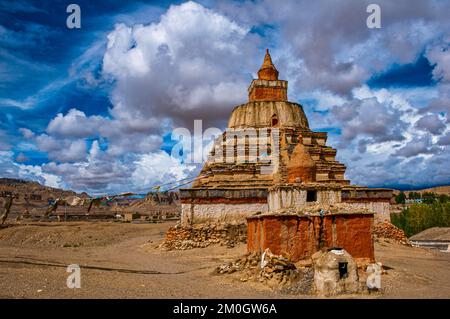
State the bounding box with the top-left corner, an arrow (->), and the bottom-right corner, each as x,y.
1,0 -> 449,194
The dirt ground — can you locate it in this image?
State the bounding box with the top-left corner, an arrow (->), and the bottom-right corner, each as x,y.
0,221 -> 449,299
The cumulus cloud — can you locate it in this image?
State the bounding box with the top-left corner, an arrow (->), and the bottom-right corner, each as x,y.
427,39 -> 450,82
218,0 -> 450,96
438,132 -> 450,146
132,151 -> 196,189
318,84 -> 448,187
394,134 -> 439,157
34,134 -> 87,163
102,1 -> 259,130
331,97 -> 406,143
43,108 -> 163,157
19,127 -> 34,139
46,109 -> 107,138
415,113 -> 446,135
41,142 -> 195,194
0,151 -> 62,188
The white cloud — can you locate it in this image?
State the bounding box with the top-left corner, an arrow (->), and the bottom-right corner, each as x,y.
415,113 -> 447,135
35,134 -> 87,162
46,109 -> 107,138
132,151 -> 196,189
427,40 -> 450,83
102,1 -> 257,130
17,164 -> 62,188
0,151 -> 62,188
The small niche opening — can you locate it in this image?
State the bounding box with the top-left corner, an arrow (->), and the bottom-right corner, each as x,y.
271,114 -> 278,126
339,262 -> 348,279
306,190 -> 317,202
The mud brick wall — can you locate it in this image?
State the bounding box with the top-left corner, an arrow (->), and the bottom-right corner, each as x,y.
249,86 -> 287,102
247,213 -> 374,262
248,79 -> 287,102
341,188 -> 392,222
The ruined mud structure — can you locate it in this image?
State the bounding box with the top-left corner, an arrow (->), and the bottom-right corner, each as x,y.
246,185 -> 376,263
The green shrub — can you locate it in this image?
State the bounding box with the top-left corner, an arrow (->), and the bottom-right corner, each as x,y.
395,191 -> 406,204
390,203 -> 450,237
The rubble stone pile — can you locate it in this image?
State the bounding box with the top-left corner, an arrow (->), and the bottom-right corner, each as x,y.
161,222 -> 246,250
216,249 -> 312,291
257,249 -> 299,288
373,221 -> 411,245
215,252 -> 260,274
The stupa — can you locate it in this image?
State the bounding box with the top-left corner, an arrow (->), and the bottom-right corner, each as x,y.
180,50 -> 392,225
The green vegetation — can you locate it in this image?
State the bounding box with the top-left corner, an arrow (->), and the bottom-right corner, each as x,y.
439,194 -> 450,203
395,191 -> 406,204
408,191 -> 421,199
395,191 -> 450,205
391,203 -> 450,237
422,192 -> 437,204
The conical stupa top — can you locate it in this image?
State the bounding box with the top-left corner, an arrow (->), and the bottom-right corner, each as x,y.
258,49 -> 279,80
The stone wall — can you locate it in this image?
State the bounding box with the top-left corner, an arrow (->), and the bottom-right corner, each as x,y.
247,212 -> 375,262
341,187 -> 392,222
181,202 -> 269,224
267,185 -> 341,212
180,188 -> 268,225
345,201 -> 390,222
161,222 -> 247,250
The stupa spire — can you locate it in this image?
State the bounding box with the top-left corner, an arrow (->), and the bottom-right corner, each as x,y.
258,49 -> 279,80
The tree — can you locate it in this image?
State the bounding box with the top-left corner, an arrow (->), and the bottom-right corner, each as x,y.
422,192 -> 437,204
408,192 -> 421,199
439,194 -> 450,203
395,191 -> 406,204
391,203 -> 450,237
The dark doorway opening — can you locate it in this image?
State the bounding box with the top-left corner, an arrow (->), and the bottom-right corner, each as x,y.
339,262 -> 348,279
306,190 -> 317,202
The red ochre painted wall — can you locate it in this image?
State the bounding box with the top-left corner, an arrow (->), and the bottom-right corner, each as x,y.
247,214 -> 374,262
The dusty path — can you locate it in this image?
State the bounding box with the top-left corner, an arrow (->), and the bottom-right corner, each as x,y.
0,221 -> 449,298
375,238 -> 450,298
0,221 -> 278,298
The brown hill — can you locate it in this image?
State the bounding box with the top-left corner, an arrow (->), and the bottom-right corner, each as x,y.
0,178 -> 87,202
1,178 -> 180,221
393,185 -> 450,196
410,227 -> 450,241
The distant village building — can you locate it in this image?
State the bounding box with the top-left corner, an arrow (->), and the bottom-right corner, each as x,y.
405,198 -> 423,204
